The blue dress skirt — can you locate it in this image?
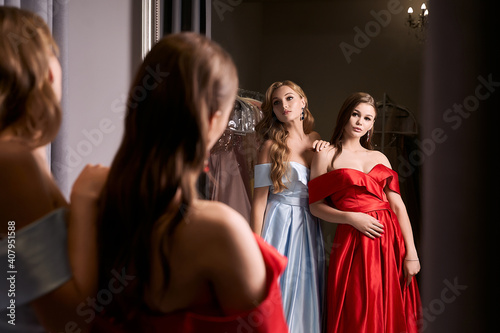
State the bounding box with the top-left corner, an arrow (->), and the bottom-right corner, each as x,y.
254,161 -> 325,333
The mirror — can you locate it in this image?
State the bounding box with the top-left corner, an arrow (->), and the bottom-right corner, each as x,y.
144,0 -> 425,246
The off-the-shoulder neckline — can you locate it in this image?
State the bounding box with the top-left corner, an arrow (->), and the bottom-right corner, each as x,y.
328,163 -> 391,175
256,161 -> 310,170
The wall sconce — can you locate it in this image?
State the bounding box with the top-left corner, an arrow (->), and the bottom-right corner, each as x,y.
407,3 -> 429,30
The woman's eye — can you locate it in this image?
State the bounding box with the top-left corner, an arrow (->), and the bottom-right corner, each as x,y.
273,100 -> 280,105
286,96 -> 293,101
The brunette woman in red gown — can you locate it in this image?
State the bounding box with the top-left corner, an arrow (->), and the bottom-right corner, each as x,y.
308,92 -> 422,332
91,33 -> 288,333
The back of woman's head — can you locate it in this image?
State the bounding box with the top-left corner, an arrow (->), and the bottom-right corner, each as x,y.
0,7 -> 60,146
256,80 -> 314,193
98,32 -> 237,309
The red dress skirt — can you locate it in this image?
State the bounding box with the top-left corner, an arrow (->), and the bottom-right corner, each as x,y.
309,164 -> 422,333
91,235 -> 289,333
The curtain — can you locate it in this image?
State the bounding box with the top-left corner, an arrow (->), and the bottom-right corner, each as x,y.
162,0 -> 211,37
421,0 -> 499,331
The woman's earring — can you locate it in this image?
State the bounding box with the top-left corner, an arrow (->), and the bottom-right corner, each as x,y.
300,108 -> 305,120
366,131 -> 370,141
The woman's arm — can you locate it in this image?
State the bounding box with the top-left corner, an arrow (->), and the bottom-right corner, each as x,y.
310,200 -> 384,239
32,164 -> 109,332
309,148 -> 384,239
377,152 -> 420,284
250,187 -> 269,235
250,140 -> 272,235
68,164 -> 109,295
386,188 -> 420,284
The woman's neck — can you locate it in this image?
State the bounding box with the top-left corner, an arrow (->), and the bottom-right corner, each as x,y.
285,120 -> 306,141
341,137 -> 364,152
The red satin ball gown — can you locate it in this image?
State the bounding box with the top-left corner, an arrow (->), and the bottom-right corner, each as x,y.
308,164 -> 422,333
91,235 -> 289,333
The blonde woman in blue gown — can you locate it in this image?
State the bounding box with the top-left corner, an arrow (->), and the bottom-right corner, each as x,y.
251,80 -> 328,333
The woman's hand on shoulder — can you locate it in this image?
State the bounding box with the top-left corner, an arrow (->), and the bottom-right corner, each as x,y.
312,139 -> 330,152
70,164 -> 109,203
309,131 -> 330,152
310,145 -> 335,180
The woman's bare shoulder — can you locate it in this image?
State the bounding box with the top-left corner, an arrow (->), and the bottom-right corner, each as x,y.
311,146 -> 336,179
0,143 -> 46,192
183,200 -> 254,244
174,200 -> 266,312
0,144 -> 55,229
369,149 -> 392,168
257,139 -> 273,164
308,131 -> 322,141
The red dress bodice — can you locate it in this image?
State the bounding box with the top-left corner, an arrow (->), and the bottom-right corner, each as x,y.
91,235 -> 289,333
309,164 -> 422,333
308,163 -> 400,211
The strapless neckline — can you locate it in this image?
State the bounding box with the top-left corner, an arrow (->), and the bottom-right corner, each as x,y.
327,163 -> 388,176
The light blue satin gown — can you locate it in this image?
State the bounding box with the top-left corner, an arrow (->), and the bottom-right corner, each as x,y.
0,208 -> 71,332
254,161 -> 325,333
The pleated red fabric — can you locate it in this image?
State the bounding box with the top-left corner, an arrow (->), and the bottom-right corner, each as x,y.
309,164 -> 422,333
91,235 -> 289,333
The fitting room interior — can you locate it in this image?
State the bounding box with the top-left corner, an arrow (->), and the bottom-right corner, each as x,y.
5,0 -> 497,331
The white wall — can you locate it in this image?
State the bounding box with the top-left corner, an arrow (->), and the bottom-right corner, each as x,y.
53,0 -> 142,197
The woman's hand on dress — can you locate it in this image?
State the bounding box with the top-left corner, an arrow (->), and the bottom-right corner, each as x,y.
404,258 -> 420,286
312,140 -> 330,152
346,212 -> 384,239
71,164 -> 109,202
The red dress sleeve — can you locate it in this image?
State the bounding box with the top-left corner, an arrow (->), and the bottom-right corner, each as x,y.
384,167 -> 401,195
309,172 -> 340,204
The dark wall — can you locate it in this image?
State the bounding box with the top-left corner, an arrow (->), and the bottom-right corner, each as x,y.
212,0 -> 424,139
421,0 -> 499,331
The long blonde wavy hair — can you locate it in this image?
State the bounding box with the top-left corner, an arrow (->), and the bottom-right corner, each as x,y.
256,80 -> 314,193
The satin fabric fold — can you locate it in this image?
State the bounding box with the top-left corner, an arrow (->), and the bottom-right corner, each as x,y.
91,234 -> 289,333
309,164 -> 421,333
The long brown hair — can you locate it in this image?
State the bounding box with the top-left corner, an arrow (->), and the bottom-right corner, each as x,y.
329,92 -> 376,168
97,32 -> 238,313
0,7 -> 61,147
255,80 -> 314,193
